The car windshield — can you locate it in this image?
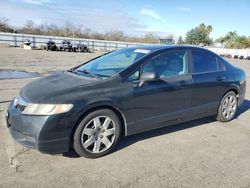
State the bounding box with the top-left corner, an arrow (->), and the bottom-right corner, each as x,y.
74,48 -> 150,78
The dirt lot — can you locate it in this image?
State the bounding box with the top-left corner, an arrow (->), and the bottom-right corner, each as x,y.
0,48 -> 250,188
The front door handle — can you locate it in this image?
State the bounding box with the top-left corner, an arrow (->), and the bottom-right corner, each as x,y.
217,76 -> 226,81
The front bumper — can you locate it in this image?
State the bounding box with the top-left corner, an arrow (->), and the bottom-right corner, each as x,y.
6,101 -> 73,154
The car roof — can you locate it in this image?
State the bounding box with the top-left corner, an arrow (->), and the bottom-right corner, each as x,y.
129,45 -> 209,52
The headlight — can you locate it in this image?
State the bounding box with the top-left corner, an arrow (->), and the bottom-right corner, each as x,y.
22,103 -> 73,115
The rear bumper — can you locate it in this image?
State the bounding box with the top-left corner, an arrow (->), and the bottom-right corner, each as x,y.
6,101 -> 72,154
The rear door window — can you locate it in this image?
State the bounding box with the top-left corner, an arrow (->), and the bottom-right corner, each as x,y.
192,50 -> 219,73
217,58 -> 226,71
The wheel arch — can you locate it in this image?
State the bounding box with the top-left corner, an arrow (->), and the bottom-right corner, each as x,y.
69,104 -> 128,148
216,87 -> 239,122
218,86 -> 240,110
222,86 -> 240,99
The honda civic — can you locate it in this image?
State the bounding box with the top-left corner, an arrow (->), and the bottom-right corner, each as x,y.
6,45 -> 246,158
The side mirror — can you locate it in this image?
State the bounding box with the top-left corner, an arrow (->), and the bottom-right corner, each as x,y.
139,72 -> 157,86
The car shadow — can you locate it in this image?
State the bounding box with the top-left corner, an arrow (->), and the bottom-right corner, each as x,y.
235,99 -> 250,118
63,99 -> 250,158
115,117 -> 215,153
62,148 -> 81,158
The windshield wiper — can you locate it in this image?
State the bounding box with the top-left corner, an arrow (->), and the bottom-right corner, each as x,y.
67,69 -> 74,73
75,69 -> 102,80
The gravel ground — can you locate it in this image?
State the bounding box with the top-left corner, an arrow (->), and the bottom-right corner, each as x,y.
0,47 -> 250,188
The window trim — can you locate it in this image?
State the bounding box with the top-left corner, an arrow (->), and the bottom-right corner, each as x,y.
123,49 -> 190,82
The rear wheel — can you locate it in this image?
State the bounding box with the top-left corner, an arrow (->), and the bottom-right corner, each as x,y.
217,91 -> 238,122
73,109 -> 121,158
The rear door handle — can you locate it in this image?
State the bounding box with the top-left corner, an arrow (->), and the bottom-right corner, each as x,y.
217,76 -> 226,81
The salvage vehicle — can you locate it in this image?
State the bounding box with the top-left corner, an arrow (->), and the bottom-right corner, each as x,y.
60,40 -> 73,52
6,45 -> 246,158
73,42 -> 89,52
23,39 -> 31,46
46,40 -> 58,51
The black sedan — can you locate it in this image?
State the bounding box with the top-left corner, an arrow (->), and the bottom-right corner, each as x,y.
6,45 -> 246,158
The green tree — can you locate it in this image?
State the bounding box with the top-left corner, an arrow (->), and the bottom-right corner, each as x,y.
224,31 -> 238,48
216,31 -> 250,49
177,36 -> 184,44
185,23 -> 213,45
248,37 -> 250,47
215,37 -> 226,46
235,35 -> 248,48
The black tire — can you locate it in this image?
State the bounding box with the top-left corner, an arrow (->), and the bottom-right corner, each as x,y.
217,91 -> 238,122
73,109 -> 121,158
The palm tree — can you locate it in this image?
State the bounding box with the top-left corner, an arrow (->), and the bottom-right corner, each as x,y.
207,25 -> 213,34
225,31 -> 238,48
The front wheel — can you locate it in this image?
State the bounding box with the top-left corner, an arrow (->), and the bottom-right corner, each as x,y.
217,91 -> 238,122
73,109 -> 121,158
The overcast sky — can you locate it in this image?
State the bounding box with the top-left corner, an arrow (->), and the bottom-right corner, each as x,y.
1,0 -> 250,39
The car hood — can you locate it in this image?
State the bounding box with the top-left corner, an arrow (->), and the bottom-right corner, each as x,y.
20,71 -> 99,103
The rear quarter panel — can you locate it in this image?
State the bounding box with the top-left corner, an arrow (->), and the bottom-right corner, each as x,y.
223,59 -> 246,105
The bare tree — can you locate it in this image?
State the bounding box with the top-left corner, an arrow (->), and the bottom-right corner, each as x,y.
0,17 -> 13,32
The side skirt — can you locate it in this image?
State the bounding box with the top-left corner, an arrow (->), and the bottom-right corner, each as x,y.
126,102 -> 219,136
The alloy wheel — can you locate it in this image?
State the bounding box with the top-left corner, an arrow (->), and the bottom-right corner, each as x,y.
222,94 -> 237,120
81,116 -> 116,153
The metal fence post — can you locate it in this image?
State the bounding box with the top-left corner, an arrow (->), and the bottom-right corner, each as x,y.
32,37 -> 35,48
92,41 -> 94,51
13,35 -> 17,47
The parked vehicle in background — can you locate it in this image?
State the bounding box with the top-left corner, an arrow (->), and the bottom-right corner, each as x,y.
73,42 -> 89,52
244,55 -> 250,60
46,40 -> 58,51
60,40 -> 73,52
6,45 -> 246,158
23,39 -> 31,46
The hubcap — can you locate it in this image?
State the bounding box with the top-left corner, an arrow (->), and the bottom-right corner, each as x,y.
222,94 -> 237,120
81,116 -> 116,153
